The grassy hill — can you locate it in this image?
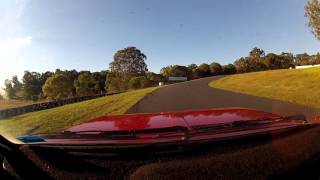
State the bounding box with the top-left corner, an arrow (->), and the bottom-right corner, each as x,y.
210,67 -> 320,109
0,87 -> 157,140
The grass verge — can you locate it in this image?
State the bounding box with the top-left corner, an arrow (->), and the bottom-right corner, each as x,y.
209,67 -> 320,109
0,87 -> 157,140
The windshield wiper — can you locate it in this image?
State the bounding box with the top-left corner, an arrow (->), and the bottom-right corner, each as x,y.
191,115 -> 306,131
20,115 -> 306,143
39,126 -> 189,140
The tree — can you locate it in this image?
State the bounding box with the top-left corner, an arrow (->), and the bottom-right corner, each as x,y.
170,65 -> 189,77
222,64 -> 237,74
22,71 -> 42,100
295,53 -> 311,65
264,53 -> 282,70
92,71 -> 107,94
209,62 -> 223,75
160,65 -> 189,78
310,53 -> 320,64
3,75 -> 23,99
249,47 -> 265,59
40,71 -> 54,85
107,47 -> 147,92
37,71 -> 54,98
128,76 -> 149,89
187,64 -> 202,79
74,72 -> 97,96
197,63 -> 211,77
0,93 -> 3,100
187,64 -> 198,71
160,66 -> 172,78
190,68 -> 203,79
55,69 -> 79,96
234,47 -> 267,73
42,74 -> 74,100
234,57 -> 251,73
279,52 -> 295,68
105,72 -> 133,92
234,57 -> 266,73
261,52 -> 295,70
305,0 -> 320,40
250,58 -> 268,71
4,79 -> 15,99
11,76 -> 22,95
145,72 -> 164,82
110,47 -> 148,74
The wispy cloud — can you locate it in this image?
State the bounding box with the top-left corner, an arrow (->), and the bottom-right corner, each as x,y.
0,0 -> 28,36
0,36 -> 32,89
0,36 -> 32,60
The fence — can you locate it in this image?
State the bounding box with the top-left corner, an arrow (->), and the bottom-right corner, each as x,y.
0,92 -> 123,119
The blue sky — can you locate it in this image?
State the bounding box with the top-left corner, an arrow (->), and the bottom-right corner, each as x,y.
0,0 -> 319,87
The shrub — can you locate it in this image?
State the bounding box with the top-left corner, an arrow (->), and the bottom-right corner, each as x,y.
128,76 -> 149,89
209,62 -> 223,75
222,64 -> 237,74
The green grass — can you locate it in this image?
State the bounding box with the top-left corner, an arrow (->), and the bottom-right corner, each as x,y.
0,87 -> 157,141
210,67 -> 320,109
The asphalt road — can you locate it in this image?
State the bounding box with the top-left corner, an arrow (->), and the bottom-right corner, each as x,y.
126,76 -> 320,121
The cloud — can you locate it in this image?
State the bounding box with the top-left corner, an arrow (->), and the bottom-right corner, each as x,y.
0,36 -> 32,60
0,36 -> 32,88
15,0 -> 27,19
0,0 -> 28,37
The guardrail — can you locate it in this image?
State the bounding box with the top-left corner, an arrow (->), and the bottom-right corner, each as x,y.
0,92 -> 123,119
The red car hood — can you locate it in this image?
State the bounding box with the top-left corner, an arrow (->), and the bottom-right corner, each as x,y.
67,108 -> 284,132
18,108 -> 307,144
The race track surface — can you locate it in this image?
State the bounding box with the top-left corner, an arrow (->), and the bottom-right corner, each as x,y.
126,76 -> 319,121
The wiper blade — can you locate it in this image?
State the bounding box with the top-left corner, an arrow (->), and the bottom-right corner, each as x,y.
65,125 -> 188,134
192,119 -> 278,131
23,115 -> 306,143
40,126 -> 189,140
191,115 -> 306,131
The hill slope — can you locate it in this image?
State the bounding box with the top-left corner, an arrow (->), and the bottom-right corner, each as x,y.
0,99 -> 50,110
0,87 -> 157,140
210,68 -> 320,109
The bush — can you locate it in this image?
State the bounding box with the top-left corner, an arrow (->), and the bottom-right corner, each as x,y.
128,76 -> 149,89
222,64 -> 237,75
197,63 -> 211,77
42,74 -> 74,100
105,72 -> 132,92
209,62 -> 223,75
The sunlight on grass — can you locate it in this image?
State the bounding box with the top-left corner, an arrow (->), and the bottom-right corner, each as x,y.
0,99 -> 49,110
209,67 -> 320,109
0,87 -> 157,140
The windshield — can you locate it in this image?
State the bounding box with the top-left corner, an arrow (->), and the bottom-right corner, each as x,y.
0,0 -> 319,143
2,1 -> 320,179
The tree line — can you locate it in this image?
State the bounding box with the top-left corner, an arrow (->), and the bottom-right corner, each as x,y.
160,48 -> 320,79
2,47 -> 165,101
3,70 -> 108,101
234,48 -> 320,73
3,46 -> 320,101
